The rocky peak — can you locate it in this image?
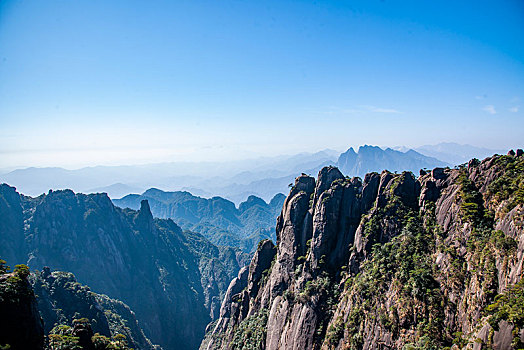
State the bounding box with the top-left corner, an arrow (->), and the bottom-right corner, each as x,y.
0,184 -> 25,265
0,183 -> 21,205
239,195 -> 267,213
134,199 -> 154,233
337,147 -> 357,172
358,144 -> 382,154
275,175 -> 314,267
72,319 -> 96,350
389,171 -> 419,208
204,241 -> 275,345
289,174 -> 316,198
375,170 -> 394,207
337,145 -> 447,178
361,172 -> 380,212
204,153 -> 524,350
431,166 -> 446,178
268,193 -> 286,209
313,166 -> 344,204
139,199 -> 152,217
247,240 -> 276,299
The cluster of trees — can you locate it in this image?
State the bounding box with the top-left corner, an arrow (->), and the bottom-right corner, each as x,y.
48,318 -> 130,350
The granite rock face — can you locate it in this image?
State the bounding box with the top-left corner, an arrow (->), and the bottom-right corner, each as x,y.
202,153 -> 524,349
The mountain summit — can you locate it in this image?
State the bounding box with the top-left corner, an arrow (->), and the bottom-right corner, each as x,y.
337,145 -> 447,177
203,151 -> 524,349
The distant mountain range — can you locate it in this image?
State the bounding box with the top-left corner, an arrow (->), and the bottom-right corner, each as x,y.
393,142 -> 505,165
337,145 -> 448,177
0,150 -> 338,203
0,143 -> 503,205
114,189 -> 286,252
87,183 -> 145,199
113,144 -> 447,253
413,142 -> 505,165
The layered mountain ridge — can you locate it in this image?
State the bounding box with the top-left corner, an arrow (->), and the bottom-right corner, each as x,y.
114,189 -> 285,252
203,151 -> 524,349
0,185 -> 249,350
1,145 -> 452,204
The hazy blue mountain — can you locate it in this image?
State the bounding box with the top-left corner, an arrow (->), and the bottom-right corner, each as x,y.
0,151 -> 337,202
337,145 -> 448,177
87,182 -> 144,199
3,147 -> 453,205
1,146 -> 473,207
205,174 -> 305,204
413,142 -> 505,165
114,189 -> 286,252
0,184 -> 248,350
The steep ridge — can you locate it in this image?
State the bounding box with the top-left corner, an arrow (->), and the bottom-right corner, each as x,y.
114,189 -> 286,252
203,151 -> 524,349
0,187 -> 248,350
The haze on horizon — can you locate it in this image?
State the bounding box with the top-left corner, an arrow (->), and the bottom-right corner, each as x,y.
1,0 -> 523,170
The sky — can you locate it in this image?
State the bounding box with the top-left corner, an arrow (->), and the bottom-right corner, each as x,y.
0,0 -> 523,169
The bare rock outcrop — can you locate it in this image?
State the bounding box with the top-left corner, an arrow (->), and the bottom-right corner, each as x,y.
202,152 -> 524,350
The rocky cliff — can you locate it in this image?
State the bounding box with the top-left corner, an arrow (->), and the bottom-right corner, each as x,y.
203,151 -> 524,349
31,267 -> 155,349
0,263 -> 44,349
0,187 -> 248,350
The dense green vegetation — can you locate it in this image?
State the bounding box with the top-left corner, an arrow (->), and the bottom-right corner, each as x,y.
48,318 -> 131,350
1,259 -> 157,349
340,208 -> 445,349
0,262 -> 32,301
32,268 -> 155,349
484,279 -> 524,348
325,164 -> 522,349
229,309 -> 269,350
458,170 -> 493,227
487,155 -> 524,213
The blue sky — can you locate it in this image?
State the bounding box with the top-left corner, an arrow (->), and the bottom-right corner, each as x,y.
0,0 -> 523,168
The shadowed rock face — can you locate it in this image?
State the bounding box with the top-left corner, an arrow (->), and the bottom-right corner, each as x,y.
0,187 -> 248,350
31,268 -> 156,350
0,270 -> 44,349
203,152 -> 524,350
0,184 -> 26,265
